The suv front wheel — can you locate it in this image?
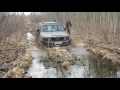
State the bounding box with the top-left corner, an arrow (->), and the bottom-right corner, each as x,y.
69,39 -> 71,45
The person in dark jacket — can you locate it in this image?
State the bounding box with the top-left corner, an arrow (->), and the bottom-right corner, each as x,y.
65,20 -> 72,34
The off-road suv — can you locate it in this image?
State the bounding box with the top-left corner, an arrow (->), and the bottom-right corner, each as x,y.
36,21 -> 71,47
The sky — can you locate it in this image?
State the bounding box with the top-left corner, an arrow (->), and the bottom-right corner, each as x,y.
17,12 -> 42,16
24,12 -> 31,15
17,12 -> 31,15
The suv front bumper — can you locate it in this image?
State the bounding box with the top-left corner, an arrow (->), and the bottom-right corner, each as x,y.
42,39 -> 70,47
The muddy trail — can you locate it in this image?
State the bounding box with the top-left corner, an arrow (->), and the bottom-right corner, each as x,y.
26,31 -> 120,78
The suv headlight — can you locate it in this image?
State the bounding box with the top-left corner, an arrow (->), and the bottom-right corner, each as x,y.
42,38 -> 51,41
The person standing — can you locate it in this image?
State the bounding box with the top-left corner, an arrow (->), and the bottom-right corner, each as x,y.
65,20 -> 72,34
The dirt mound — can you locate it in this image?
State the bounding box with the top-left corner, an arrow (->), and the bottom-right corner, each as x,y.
2,52 -> 33,78
2,67 -> 24,78
47,47 -> 78,69
62,61 -> 71,70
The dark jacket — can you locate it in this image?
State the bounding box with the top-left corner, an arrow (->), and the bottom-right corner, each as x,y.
66,21 -> 72,28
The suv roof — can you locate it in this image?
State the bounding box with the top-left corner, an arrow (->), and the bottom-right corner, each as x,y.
42,22 -> 58,23
39,22 -> 60,25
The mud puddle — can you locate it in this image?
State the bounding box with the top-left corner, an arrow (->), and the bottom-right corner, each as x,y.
26,32 -> 120,78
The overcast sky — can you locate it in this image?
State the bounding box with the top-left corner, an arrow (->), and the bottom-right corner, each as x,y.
17,12 -> 31,15
24,12 -> 31,15
17,12 -> 42,15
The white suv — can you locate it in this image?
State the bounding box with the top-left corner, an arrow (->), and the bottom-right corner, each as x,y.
36,21 -> 71,47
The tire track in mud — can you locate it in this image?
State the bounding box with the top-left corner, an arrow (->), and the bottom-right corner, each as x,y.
26,32 -> 57,78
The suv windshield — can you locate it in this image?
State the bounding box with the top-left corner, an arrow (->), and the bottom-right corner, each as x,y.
42,24 -> 64,32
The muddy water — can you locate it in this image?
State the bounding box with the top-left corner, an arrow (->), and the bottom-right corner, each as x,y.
26,32 -> 120,78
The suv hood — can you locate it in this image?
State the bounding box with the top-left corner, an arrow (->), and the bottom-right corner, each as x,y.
40,31 -> 69,38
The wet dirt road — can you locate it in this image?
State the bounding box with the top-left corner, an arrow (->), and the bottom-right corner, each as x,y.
26,31 -> 120,78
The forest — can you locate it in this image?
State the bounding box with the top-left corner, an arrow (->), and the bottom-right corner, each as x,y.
0,12 -> 120,78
